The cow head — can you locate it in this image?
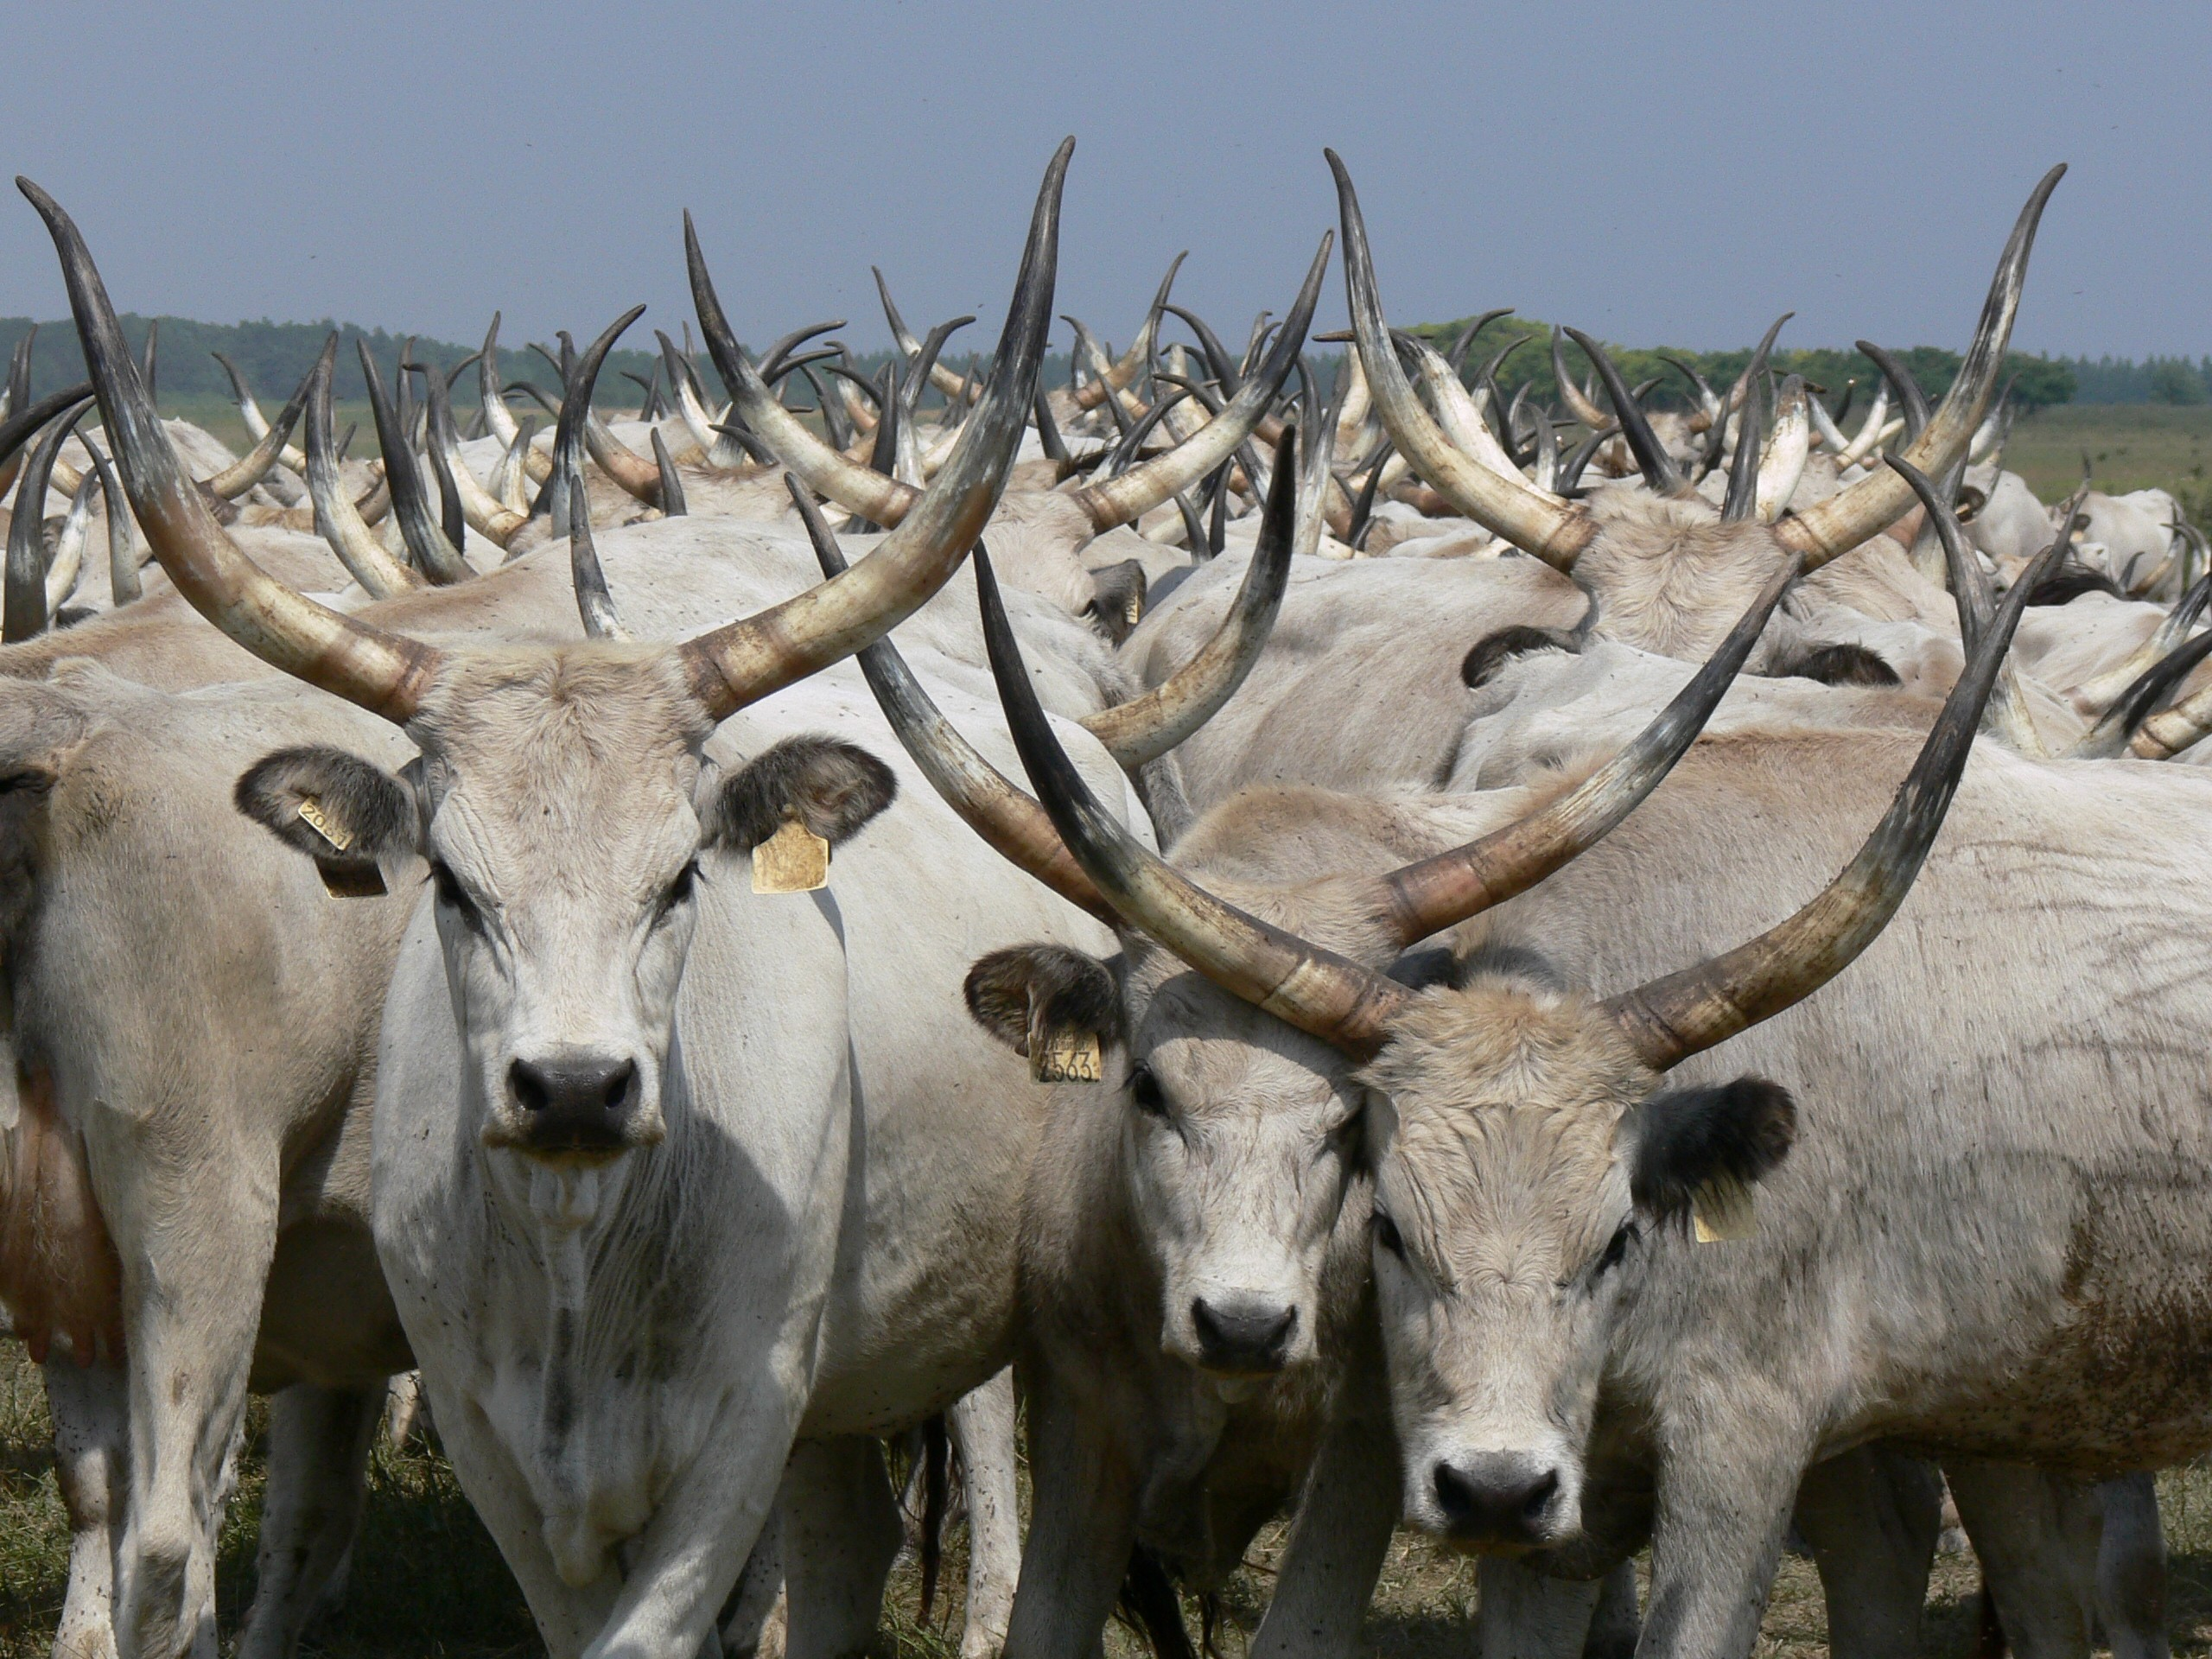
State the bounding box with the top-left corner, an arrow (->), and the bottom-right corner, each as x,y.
1360,966 -> 1792,1548
963,888 -> 1423,1378
238,709 -> 893,1164
23,145 -> 1065,1191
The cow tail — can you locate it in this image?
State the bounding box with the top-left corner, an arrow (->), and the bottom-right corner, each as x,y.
918,1413 -> 949,1622
1116,1544 -> 1196,1659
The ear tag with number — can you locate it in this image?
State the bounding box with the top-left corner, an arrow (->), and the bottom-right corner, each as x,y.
297,798 -> 353,853
1692,1175 -> 1757,1243
297,798 -> 387,898
753,814 -> 830,893
1124,590 -> 1145,628
1032,1027 -> 1103,1084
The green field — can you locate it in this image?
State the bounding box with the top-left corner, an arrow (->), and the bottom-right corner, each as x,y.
8,1346 -> 2212,1659
2000,404 -> 2212,517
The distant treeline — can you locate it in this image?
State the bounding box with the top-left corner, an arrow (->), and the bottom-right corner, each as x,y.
0,315 -> 1041,423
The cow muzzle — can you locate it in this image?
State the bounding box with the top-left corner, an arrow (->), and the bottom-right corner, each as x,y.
1429,1451 -> 1573,1550
501,1046 -> 656,1160
1188,1294 -> 1299,1377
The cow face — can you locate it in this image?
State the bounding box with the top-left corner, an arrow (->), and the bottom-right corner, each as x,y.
966,931 -> 1383,1380
237,648 -> 893,1175
1361,973 -> 1793,1552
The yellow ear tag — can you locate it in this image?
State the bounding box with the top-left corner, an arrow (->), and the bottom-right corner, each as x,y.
1692,1176 -> 1757,1243
1124,590 -> 1145,628
1032,1027 -> 1103,1084
753,815 -> 830,893
296,798 -> 353,853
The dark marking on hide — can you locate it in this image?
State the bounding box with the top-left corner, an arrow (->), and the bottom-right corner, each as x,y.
1458,941 -> 1572,995
2026,566 -> 2123,606
233,746 -> 416,890
0,1065 -> 124,1365
964,944 -> 1123,1058
1386,947 -> 1459,991
1119,1544 -> 1199,1659
1629,1077 -> 1796,1227
1461,626 -> 1580,690
1777,643 -> 1902,688
702,736 -> 898,853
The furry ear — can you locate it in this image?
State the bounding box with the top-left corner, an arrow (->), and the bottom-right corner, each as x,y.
964,944 -> 1122,1058
234,747 -> 416,887
1087,559 -> 1148,645
702,736 -> 899,853
1461,626 -> 1580,689
1779,643 -> 1900,688
1629,1077 -> 1796,1226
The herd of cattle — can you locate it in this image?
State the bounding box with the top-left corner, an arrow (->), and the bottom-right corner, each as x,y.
0,139 -> 2209,1659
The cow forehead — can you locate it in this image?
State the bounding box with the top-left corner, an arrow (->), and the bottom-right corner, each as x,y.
1136,964 -> 1356,1116
413,648 -> 710,877
1368,984 -> 1649,1268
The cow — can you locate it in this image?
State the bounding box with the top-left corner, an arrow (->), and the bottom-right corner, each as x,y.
22,141 -> 1298,1659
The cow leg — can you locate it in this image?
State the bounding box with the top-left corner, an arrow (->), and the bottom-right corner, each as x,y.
1249,1409 -> 1396,1659
1582,1561 -> 1638,1659
432,1387 -> 620,1659
781,1438 -> 905,1659
720,1501 -> 788,1659
1636,1408 -> 1815,1659
1473,1560 -> 1605,1659
47,1357 -> 128,1659
382,1371 -> 427,1450
1789,1443 -> 1941,1659
2090,1474 -> 2169,1659
233,1383 -> 382,1659
101,1164 -> 276,1659
1943,1458 -> 2092,1659
947,1370 -> 1020,1659
1000,1375 -> 1141,1659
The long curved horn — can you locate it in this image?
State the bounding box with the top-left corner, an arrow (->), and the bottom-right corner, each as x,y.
785,474 -> 1111,918
1754,374 -> 1810,523
80,428 -> 138,605
212,352 -> 307,474
0,381 -> 97,502
1550,328 -> 1611,430
360,342 -> 470,583
529,305 -> 646,533
477,314 -> 520,449
1328,149 -> 1592,570
671,138 -> 1070,721
48,466 -> 94,618
875,270 -> 981,404
567,461 -> 629,640
424,355 -> 528,544
692,224 -> 918,528
22,178 -> 443,722
302,335 -> 421,600
1857,341 -> 1931,444
980,542 -> 1410,1055
652,427 -> 688,518
1081,428 -> 1298,769
5,398 -> 92,641
1370,555 -> 1797,949
1719,347 -> 1770,524
1061,235 -> 1328,533
1777,166 -> 2064,569
1605,518 -> 2063,1071
1563,328 -> 1688,498
202,360 -> 315,499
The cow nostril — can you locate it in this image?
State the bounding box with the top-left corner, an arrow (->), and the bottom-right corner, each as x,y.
1521,1468 -> 1559,1523
601,1059 -> 637,1112
1189,1297 -> 1298,1371
510,1059 -> 548,1114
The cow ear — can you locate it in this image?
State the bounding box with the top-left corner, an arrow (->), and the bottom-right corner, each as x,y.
1087,558 -> 1148,645
701,736 -> 899,853
235,746 -> 417,888
1628,1077 -> 1796,1227
1778,642 -> 1901,688
1461,625 -> 1580,689
964,944 -> 1123,1059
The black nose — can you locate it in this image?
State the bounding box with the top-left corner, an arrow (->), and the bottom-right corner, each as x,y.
1433,1453 -> 1561,1545
509,1052 -> 638,1153
1190,1297 -> 1297,1375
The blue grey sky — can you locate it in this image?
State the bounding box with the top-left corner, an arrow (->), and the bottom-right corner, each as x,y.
3,1 -> 2204,360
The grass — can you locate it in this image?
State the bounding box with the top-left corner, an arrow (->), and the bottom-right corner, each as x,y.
1999,404 -> 2212,519
14,1345 -> 2212,1658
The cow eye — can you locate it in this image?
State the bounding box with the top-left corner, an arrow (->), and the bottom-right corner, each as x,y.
658,859 -> 700,918
1373,1211 -> 1405,1258
1592,1224 -> 1634,1279
429,860 -> 480,926
1128,1065 -> 1169,1119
